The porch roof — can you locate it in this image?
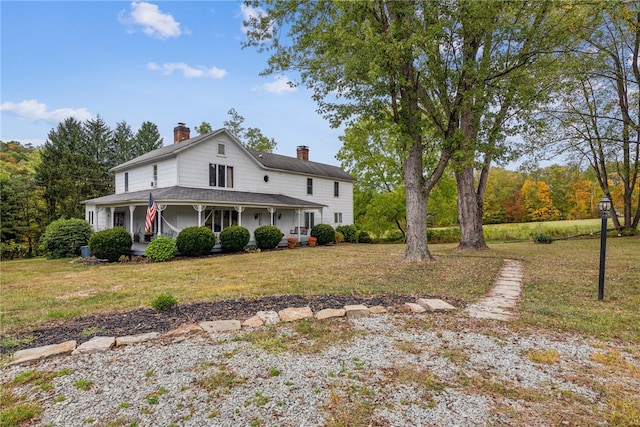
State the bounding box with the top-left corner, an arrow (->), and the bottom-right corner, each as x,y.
81,186 -> 326,209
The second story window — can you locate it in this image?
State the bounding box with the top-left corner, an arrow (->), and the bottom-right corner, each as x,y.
209,163 -> 234,188
124,172 -> 129,192
307,178 -> 313,195
334,181 -> 339,197
152,165 -> 158,187
217,143 -> 226,156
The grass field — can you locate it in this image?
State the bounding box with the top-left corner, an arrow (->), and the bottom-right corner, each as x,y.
1,235 -> 638,343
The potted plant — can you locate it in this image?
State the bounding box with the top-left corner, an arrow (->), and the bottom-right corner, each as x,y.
308,236 -> 317,247
287,237 -> 297,249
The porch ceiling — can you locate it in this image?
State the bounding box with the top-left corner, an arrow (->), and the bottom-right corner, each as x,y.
81,186 -> 325,209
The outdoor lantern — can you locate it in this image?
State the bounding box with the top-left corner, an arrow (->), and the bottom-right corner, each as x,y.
597,196 -> 611,301
599,197 -> 612,217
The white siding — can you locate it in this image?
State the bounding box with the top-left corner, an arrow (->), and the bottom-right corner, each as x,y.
115,158 -> 177,194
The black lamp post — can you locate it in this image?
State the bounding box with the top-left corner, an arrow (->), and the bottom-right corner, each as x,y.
598,197 -> 611,301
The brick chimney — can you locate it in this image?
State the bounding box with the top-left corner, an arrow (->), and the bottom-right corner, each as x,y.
296,145 -> 309,162
173,122 -> 190,144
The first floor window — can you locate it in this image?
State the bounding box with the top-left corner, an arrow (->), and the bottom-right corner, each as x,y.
334,212 -> 343,223
305,212 -> 315,229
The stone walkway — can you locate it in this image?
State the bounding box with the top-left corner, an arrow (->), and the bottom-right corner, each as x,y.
467,259 -> 524,321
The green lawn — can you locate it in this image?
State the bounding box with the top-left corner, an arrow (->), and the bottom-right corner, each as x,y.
1,236 -> 638,343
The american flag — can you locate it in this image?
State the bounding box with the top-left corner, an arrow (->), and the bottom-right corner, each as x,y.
145,193 -> 157,233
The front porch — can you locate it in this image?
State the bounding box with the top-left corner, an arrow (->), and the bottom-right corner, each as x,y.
84,186 -> 325,247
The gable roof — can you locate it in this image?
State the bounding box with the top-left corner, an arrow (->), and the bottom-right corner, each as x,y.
247,149 -> 353,181
110,128 -> 354,181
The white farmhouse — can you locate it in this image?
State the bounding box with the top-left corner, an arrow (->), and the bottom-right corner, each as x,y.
82,123 -> 354,246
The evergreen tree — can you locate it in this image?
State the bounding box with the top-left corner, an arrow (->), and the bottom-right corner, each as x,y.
135,121 -> 163,155
112,120 -> 136,165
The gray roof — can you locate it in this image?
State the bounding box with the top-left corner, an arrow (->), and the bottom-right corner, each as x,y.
246,149 -> 354,181
111,128 -> 354,181
82,186 -> 325,209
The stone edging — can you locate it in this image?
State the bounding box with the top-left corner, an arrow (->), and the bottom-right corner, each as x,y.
8,298 -> 457,366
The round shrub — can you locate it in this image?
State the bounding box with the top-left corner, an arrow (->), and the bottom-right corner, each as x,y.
88,227 -> 132,262
219,225 -> 250,252
40,218 -> 93,259
358,231 -> 372,243
310,223 -> 335,245
151,293 -> 178,311
254,225 -> 283,250
144,236 -> 176,262
176,226 -> 216,256
336,225 -> 358,243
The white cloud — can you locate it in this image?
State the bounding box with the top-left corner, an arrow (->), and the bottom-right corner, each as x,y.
263,76 -> 297,94
147,62 -> 227,79
239,3 -> 266,34
0,100 -> 92,123
120,2 -> 182,39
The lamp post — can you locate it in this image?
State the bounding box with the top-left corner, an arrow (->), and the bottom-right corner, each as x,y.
598,197 -> 611,301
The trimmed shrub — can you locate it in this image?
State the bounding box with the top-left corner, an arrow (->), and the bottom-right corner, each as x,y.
40,218 -> 93,259
176,226 -> 216,256
88,227 -> 132,262
219,225 -> 250,252
336,225 -> 358,243
151,293 -> 178,311
144,236 -> 176,262
254,225 -> 282,250
358,231 -> 372,244
310,223 -> 335,245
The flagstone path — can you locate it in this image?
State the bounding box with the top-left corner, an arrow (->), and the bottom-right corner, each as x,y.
467,259 -> 524,321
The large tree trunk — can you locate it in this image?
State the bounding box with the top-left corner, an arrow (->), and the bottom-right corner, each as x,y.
456,165 -> 488,250
404,136 -> 432,261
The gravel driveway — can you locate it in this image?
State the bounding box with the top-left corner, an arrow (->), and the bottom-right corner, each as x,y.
3,313 -> 638,426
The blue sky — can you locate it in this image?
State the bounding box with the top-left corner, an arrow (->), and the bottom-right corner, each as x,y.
1,1 -> 344,165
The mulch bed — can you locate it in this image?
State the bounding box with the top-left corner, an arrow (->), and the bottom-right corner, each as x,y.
2,294 -> 466,354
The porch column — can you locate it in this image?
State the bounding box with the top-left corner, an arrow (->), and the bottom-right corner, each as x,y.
96,207 -> 104,231
234,206 -> 245,227
267,207 -> 276,226
157,204 -> 167,236
193,204 -> 206,226
109,207 -> 116,229
296,209 -> 302,241
128,205 -> 135,236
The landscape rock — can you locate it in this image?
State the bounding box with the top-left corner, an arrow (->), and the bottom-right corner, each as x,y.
116,332 -> 160,347
242,315 -> 264,328
257,310 -> 281,325
162,323 -> 203,338
417,298 -> 457,312
403,302 -> 427,313
315,308 -> 346,320
278,306 -> 314,322
344,304 -> 369,318
9,340 -> 77,366
368,305 -> 388,314
199,320 -> 242,333
72,336 -> 115,355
